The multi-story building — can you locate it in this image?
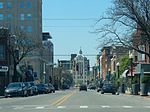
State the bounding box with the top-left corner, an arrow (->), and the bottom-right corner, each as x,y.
72,49 -> 90,85
0,0 -> 43,81
101,46 -> 129,81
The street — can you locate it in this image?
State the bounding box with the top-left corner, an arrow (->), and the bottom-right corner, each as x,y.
0,88 -> 150,112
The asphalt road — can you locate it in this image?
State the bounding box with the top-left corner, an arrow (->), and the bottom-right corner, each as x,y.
0,88 -> 150,112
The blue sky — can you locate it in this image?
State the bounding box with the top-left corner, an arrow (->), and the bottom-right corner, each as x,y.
42,0 -> 112,66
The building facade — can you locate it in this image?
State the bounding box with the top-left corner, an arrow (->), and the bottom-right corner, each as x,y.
0,0 -> 43,81
73,49 -> 90,86
101,46 -> 129,81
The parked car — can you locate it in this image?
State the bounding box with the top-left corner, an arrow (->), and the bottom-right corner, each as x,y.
36,83 -> 50,94
4,82 -> 28,97
29,82 -> 38,95
24,82 -> 33,96
79,84 -> 87,91
101,83 -> 117,95
48,83 -> 55,93
88,84 -> 96,90
62,84 -> 70,90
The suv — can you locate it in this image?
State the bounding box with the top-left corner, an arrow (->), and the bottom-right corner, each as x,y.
101,83 -> 116,95
79,84 -> 87,91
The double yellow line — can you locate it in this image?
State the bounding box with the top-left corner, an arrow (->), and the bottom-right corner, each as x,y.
50,91 -> 75,106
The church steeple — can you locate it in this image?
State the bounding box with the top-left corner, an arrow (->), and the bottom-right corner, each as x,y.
79,48 -> 82,54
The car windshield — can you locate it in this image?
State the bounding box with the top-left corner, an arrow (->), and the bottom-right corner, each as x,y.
7,83 -> 21,88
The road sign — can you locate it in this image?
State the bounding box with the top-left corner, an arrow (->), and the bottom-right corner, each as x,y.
0,66 -> 8,72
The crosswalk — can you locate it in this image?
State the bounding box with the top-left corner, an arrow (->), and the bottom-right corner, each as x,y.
0,105 -> 150,110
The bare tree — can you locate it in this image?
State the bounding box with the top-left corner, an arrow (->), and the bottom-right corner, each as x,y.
7,31 -> 42,82
95,0 -> 150,57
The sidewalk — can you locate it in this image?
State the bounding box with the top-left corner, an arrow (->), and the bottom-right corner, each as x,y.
124,90 -> 150,98
0,95 -> 4,99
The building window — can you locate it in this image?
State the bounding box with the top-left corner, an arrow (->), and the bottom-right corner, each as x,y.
0,14 -> 4,20
6,2 -> 11,8
27,14 -> 32,20
0,45 -> 5,60
20,2 -> 24,8
0,2 -> 3,8
27,26 -> 32,32
27,2 -> 32,8
20,26 -> 25,32
20,14 -> 25,20
6,14 -> 12,20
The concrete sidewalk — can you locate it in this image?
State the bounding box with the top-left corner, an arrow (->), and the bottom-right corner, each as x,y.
0,95 -> 4,99
124,90 -> 150,98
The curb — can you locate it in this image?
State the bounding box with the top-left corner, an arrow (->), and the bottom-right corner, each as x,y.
124,92 -> 150,98
0,96 -> 4,99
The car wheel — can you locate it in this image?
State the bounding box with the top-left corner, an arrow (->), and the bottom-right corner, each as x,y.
101,91 -> 104,94
112,92 -> 116,95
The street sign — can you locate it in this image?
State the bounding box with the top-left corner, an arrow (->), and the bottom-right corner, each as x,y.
0,66 -> 8,72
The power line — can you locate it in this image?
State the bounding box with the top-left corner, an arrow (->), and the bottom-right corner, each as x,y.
43,18 -> 99,21
27,54 -> 99,57
43,25 -> 94,28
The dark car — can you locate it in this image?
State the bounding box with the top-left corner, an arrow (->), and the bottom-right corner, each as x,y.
79,84 -> 87,91
24,82 -> 33,96
29,82 -> 38,95
101,83 -> 116,94
36,83 -> 50,94
62,84 -> 70,90
48,83 -> 55,93
88,85 -> 96,90
4,82 -> 28,97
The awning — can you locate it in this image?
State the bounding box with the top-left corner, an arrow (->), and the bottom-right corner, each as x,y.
121,70 -> 128,78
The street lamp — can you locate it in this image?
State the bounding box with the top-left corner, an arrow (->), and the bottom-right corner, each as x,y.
129,52 -> 133,94
108,68 -> 111,81
116,62 -> 120,79
116,62 -> 120,94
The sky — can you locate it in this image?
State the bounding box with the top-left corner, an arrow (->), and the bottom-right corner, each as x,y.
42,0 -> 112,66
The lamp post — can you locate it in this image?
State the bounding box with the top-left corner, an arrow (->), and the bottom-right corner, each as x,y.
108,68 -> 111,81
116,62 -> 120,80
129,52 -> 133,94
116,62 -> 120,95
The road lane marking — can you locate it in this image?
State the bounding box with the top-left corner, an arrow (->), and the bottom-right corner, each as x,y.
13,106 -> 24,109
101,105 -> 110,108
50,95 -> 68,106
145,106 -> 150,108
122,106 -> 133,108
80,106 -> 88,109
57,106 -> 66,109
56,92 -> 75,106
35,106 -> 45,109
